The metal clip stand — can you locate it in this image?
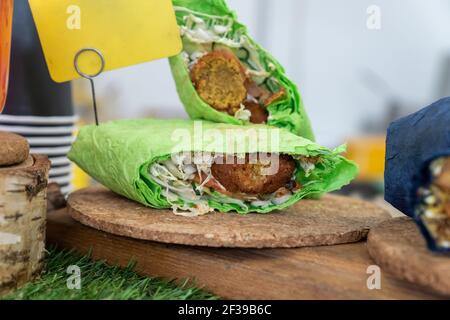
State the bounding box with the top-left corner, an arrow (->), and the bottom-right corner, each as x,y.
74,48 -> 105,126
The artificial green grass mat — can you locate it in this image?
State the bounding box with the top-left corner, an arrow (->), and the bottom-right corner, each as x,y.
3,247 -> 217,300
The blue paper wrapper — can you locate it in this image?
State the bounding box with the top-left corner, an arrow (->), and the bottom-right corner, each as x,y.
385,97 -> 450,252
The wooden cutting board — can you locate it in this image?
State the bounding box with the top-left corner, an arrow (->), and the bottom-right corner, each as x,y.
67,187 -> 390,248
46,209 -> 444,299
367,217 -> 450,297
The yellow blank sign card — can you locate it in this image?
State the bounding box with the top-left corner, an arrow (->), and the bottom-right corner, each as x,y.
28,0 -> 182,83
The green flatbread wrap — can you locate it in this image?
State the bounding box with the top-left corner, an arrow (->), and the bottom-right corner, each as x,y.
68,119 -> 358,216
169,0 -> 315,140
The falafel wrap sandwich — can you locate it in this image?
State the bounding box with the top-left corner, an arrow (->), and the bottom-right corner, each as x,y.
385,98 -> 450,252
68,119 -> 358,216
169,0 -> 315,140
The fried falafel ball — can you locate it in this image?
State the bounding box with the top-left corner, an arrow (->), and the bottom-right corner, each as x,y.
191,50 -> 247,112
211,154 -> 296,195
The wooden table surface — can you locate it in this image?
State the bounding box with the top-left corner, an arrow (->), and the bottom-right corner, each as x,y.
46,209 -> 443,300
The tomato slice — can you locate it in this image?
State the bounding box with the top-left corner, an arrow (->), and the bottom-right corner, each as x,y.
0,0 -> 13,113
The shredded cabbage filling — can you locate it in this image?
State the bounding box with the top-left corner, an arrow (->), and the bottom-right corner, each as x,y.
148,152 -> 316,216
175,7 -> 285,122
416,156 -> 450,249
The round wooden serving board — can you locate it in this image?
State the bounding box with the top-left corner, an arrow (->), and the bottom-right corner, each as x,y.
367,217 -> 450,297
68,187 -> 390,248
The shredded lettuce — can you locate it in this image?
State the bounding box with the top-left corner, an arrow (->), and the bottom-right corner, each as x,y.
148,152 -> 302,215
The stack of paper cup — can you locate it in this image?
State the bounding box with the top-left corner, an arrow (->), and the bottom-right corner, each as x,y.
0,115 -> 76,194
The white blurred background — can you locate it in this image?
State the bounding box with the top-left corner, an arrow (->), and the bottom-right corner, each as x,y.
74,0 -> 450,147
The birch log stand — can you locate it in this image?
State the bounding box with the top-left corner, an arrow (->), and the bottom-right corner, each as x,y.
0,132 -> 50,295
